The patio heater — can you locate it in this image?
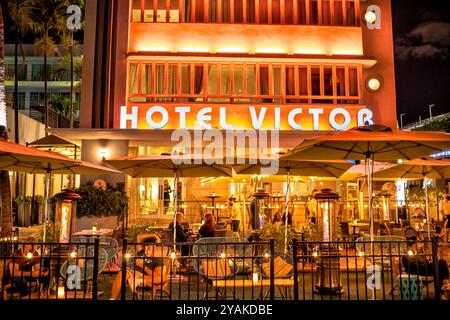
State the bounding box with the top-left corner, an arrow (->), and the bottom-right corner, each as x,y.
252,190 -> 270,229
314,189 -> 343,295
377,191 -> 392,222
54,189 -> 81,243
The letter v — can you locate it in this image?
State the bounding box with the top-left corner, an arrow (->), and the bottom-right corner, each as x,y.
249,106 -> 267,129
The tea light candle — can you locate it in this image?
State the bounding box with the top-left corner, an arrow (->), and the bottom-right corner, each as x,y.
57,284 -> 65,299
212,192 -> 216,197
353,220 -> 357,224
92,226 -> 97,234
252,272 -> 259,283
26,252 -> 33,260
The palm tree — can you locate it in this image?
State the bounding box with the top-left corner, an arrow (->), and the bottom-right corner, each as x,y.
0,3 -> 13,233
58,35 -> 83,127
7,0 -> 34,143
30,0 -> 66,129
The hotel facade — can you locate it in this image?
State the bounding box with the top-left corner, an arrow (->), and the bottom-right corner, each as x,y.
52,0 -> 399,224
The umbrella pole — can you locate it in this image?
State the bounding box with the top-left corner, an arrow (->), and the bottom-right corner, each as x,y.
42,172 -> 50,242
366,155 -> 376,299
172,171 -> 179,251
367,155 -> 374,242
424,176 -> 431,240
242,186 -> 246,238
284,169 -> 290,254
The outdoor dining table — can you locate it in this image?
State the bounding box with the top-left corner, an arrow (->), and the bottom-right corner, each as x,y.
72,229 -> 114,237
349,222 -> 370,235
212,279 -> 294,300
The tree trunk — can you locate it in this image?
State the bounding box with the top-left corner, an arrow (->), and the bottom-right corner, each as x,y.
14,1 -> 19,143
44,30 -> 48,129
0,170 -> 13,233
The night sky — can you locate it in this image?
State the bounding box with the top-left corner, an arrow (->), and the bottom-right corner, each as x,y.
391,0 -> 450,125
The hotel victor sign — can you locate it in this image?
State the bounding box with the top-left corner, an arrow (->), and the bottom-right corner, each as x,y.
119,104 -> 374,131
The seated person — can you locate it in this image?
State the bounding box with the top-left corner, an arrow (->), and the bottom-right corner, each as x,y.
412,207 -> 426,220
272,211 -> 283,226
168,212 -> 191,256
401,246 -> 450,291
282,210 -> 293,226
110,236 -> 168,299
168,212 -> 190,243
199,213 -> 216,238
3,237 -> 49,297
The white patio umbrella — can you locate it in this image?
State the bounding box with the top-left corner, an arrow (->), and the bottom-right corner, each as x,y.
373,158 -> 450,239
234,158 -> 353,252
105,154 -> 233,246
0,140 -> 122,240
283,125 -> 450,241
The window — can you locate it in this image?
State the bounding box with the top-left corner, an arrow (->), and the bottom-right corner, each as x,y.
310,0 -> 319,25
181,64 -> 191,94
311,67 -> 320,96
128,61 -> 361,104
259,0 -> 269,23
273,66 -> 282,96
222,0 -> 231,23
346,0 -> 356,26
141,64 -> 152,94
169,0 -> 180,22
132,0 -> 141,22
272,0 -> 281,24
322,0 -> 331,25
324,67 -> 333,96
348,67 -> 358,97
234,64 -> 244,95
285,0 -> 294,24
30,92 -> 45,107
246,65 -> 257,95
207,65 -> 219,95
129,63 -> 139,94
155,64 -> 165,95
334,0 -> 343,25
220,65 -> 231,95
247,0 -> 256,23
259,66 -> 269,95
209,0 -> 217,22
131,0 -> 360,25
234,0 -> 244,23
32,64 -> 45,81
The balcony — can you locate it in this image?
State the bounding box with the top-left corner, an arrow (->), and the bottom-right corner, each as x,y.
129,22 -> 363,56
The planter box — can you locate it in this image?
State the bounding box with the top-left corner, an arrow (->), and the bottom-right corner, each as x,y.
75,216 -> 119,232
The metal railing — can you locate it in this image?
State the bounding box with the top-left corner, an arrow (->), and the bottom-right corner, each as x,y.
1,240 -> 100,300
1,237 -> 447,301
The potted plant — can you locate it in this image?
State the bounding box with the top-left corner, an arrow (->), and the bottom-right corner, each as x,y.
34,195 -> 45,225
259,223 -> 296,255
23,196 -> 33,227
73,182 -> 128,232
14,196 -> 24,227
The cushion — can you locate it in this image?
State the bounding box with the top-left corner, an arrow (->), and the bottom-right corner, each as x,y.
261,256 -> 293,278
200,259 -> 233,279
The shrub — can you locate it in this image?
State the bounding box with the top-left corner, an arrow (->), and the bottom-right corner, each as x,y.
74,182 -> 128,220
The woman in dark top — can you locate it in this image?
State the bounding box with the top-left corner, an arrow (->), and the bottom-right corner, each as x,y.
163,179 -> 172,211
199,213 -> 216,238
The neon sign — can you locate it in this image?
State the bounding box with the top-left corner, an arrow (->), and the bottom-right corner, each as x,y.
119,104 -> 374,131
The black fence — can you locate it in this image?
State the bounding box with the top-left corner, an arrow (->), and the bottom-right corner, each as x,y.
0,238 -> 448,301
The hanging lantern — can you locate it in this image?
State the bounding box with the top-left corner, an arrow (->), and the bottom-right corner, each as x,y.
314,189 -> 343,295
54,189 -> 81,243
